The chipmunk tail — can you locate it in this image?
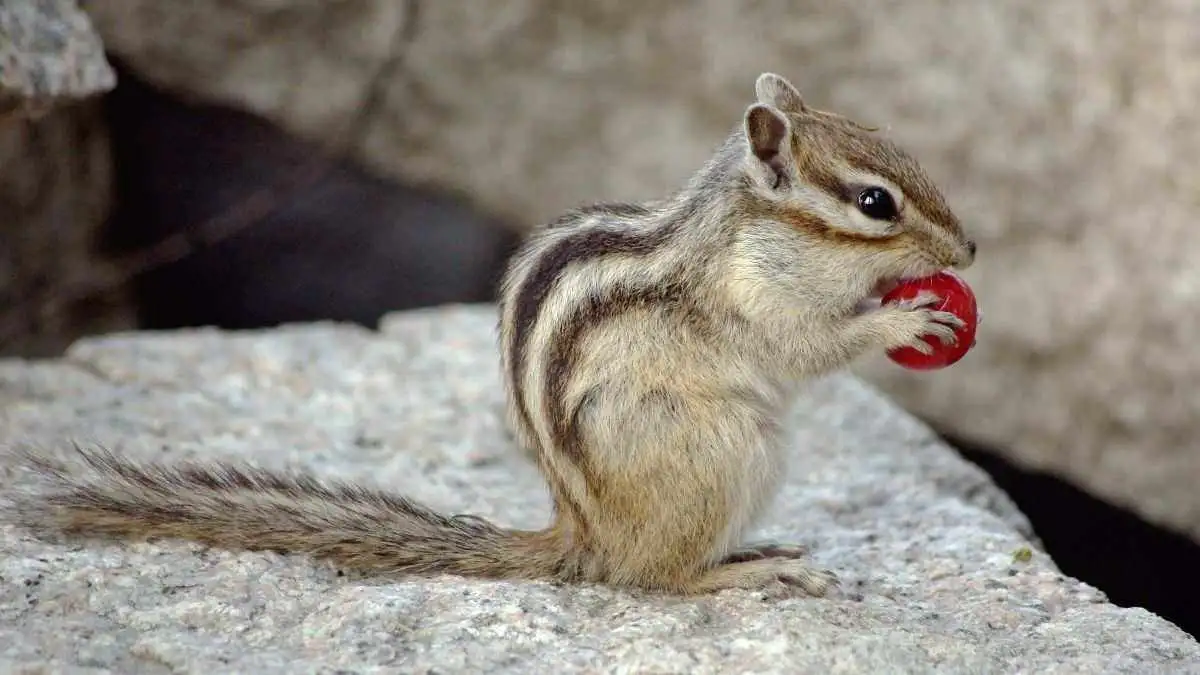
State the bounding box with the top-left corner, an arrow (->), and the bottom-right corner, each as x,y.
4,443 -> 568,581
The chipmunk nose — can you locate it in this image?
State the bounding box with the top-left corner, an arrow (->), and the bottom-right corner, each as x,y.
953,239 -> 977,269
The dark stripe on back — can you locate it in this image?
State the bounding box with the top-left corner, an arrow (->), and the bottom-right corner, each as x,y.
577,202 -> 655,219
506,202 -> 676,444
503,196 -> 712,549
542,280 -> 712,485
543,202 -> 653,230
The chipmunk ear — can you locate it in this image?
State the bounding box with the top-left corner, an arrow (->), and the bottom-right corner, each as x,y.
744,103 -> 791,186
755,73 -> 806,113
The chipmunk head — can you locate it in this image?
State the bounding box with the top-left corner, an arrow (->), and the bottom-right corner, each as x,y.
729,72 -> 975,314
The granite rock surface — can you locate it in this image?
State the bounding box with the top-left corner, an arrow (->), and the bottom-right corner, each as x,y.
0,306 -> 1196,673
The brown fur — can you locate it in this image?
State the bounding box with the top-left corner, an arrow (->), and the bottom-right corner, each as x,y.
5,73 -> 975,598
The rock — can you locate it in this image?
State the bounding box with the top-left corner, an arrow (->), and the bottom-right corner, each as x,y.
79,0 -> 409,144
82,0 -> 1200,543
0,0 -> 130,358
0,102 -> 134,358
0,0 -> 115,117
0,306 -> 1196,673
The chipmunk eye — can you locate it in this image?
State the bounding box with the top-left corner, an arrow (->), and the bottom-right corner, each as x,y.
856,187 -> 898,220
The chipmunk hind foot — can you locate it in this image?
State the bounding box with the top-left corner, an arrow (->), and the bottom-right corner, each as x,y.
685,558 -> 839,598
721,539 -> 810,563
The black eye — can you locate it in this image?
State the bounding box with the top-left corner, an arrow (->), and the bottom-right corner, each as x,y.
856,187 -> 898,220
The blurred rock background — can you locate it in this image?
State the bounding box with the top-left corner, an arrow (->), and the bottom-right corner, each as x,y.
3,0 -> 1198,637
1,0 -> 123,357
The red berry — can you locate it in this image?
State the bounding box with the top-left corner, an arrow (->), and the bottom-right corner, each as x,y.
881,270 -> 979,370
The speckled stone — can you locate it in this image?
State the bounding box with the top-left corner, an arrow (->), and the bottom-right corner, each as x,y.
1,305 -> 1196,673
0,0 -> 114,116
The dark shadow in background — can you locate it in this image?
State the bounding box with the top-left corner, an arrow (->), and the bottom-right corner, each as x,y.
101,63 -> 521,331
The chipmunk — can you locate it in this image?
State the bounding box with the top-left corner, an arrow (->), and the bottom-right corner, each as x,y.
5,72 -> 974,598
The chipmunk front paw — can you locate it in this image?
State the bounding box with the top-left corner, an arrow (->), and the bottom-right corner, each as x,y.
867,290 -> 964,355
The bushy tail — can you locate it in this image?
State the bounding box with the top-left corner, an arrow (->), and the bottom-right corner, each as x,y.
4,444 -> 565,580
